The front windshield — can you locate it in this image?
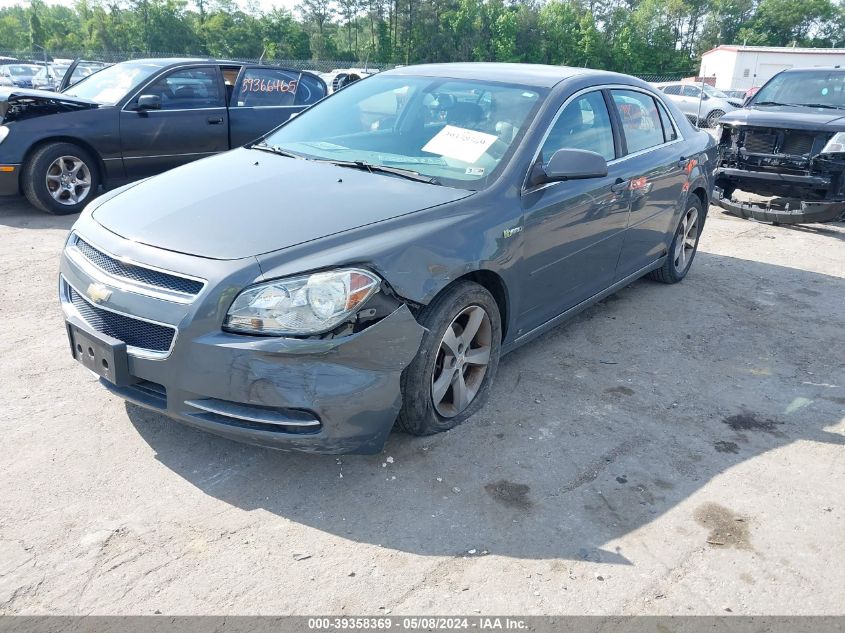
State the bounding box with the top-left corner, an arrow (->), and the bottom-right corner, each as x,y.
63,61 -> 162,105
702,85 -> 729,99
752,70 -> 845,108
262,74 -> 545,189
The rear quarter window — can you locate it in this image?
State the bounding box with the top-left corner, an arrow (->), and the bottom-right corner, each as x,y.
295,73 -> 327,105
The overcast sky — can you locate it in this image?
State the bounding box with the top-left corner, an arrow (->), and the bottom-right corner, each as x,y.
0,0 -> 300,13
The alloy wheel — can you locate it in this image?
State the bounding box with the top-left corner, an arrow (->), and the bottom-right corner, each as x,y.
46,155 -> 92,206
673,206 -> 699,274
706,109 -> 725,128
431,305 -> 492,418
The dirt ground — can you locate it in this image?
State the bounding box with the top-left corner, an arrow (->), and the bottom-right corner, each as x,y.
1,195 -> 843,615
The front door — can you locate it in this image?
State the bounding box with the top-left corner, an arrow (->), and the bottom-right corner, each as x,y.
518,90 -> 630,333
119,65 -> 229,178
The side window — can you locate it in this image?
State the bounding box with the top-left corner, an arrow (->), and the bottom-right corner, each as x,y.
294,73 -> 327,106
611,90 -> 665,154
540,91 -> 615,162
655,100 -> 678,142
236,68 -> 300,107
681,85 -> 700,98
142,67 -> 223,110
662,85 -> 681,95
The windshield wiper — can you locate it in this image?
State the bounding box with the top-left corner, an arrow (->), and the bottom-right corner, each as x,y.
799,103 -> 845,110
320,159 -> 441,185
753,101 -> 797,107
249,143 -> 305,159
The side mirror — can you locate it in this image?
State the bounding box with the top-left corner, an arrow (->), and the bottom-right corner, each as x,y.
534,148 -> 608,185
701,93 -> 710,101
135,94 -> 161,110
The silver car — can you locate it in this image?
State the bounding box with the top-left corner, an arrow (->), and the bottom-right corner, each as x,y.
656,82 -> 743,128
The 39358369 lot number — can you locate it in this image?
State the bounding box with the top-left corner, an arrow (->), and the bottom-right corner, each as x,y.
307,618 -> 471,630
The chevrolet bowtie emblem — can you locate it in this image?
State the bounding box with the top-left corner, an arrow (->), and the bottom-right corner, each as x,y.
86,282 -> 112,304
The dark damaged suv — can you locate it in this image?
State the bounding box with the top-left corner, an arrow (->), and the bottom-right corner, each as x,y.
714,67 -> 845,224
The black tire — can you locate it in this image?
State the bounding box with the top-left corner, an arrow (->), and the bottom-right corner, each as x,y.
649,197 -> 705,284
23,142 -> 100,215
706,109 -> 725,128
397,281 -> 502,436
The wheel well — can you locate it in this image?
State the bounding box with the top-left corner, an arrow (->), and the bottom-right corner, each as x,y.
23,137 -> 106,182
454,270 -> 510,340
691,185 -> 708,210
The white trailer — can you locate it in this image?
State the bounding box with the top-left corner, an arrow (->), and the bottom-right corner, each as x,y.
699,45 -> 845,91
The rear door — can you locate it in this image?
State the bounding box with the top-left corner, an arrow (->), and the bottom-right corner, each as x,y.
609,89 -> 688,278
518,89 -> 630,332
119,65 -> 229,178
228,66 -> 327,147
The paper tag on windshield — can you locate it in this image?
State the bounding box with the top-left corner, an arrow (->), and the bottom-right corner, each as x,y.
422,125 -> 498,163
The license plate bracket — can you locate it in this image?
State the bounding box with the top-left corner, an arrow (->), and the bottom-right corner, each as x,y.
66,319 -> 134,387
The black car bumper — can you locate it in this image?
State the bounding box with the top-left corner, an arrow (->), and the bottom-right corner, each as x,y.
714,186 -> 845,224
0,165 -> 20,196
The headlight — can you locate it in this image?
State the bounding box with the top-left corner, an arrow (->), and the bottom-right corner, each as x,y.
0,126 -> 9,145
224,268 -> 380,336
820,132 -> 845,156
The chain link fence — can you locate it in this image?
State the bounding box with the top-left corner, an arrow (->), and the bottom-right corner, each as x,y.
2,51 -> 694,81
0,50 -> 388,74
2,52 -> 721,128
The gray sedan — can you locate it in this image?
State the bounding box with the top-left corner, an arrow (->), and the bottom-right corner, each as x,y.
60,63 -> 716,454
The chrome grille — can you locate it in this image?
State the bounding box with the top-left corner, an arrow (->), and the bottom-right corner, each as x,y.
743,131 -> 776,154
68,285 -> 176,353
73,236 -> 204,296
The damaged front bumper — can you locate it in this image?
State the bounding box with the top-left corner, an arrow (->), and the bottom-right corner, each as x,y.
100,304 -> 425,454
714,171 -> 845,224
714,124 -> 845,224
59,217 -> 426,455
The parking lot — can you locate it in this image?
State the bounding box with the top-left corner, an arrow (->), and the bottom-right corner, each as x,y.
1,194 -> 843,615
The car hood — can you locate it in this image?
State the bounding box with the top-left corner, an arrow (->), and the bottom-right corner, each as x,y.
720,105 -> 845,131
93,148 -> 474,260
0,87 -> 99,122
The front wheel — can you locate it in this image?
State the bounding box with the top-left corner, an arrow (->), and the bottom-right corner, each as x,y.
706,109 -> 725,128
648,197 -> 705,284
23,142 -> 100,215
397,281 -> 502,436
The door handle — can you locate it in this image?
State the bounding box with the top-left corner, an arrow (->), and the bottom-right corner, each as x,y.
207,117 -> 224,125
610,178 -> 629,193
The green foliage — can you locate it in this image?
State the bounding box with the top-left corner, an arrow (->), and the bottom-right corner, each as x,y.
0,0 -> 841,72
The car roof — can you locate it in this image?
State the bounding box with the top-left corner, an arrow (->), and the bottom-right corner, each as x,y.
780,66 -> 844,73
118,58 -> 217,68
381,62 -> 627,88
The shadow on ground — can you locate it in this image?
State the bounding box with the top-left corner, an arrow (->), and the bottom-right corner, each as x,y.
0,196 -> 77,230
120,250 -> 845,563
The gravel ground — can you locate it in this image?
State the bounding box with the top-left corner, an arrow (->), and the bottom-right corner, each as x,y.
1,195 -> 843,615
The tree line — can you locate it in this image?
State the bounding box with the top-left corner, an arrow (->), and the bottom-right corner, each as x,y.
1,0 -> 842,75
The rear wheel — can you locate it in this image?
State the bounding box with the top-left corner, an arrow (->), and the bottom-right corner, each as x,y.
397,281 -> 502,436
23,142 -> 100,215
649,197 -> 704,284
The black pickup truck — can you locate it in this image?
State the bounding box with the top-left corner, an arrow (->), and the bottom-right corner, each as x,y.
714,67 -> 845,224
0,58 -> 327,214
